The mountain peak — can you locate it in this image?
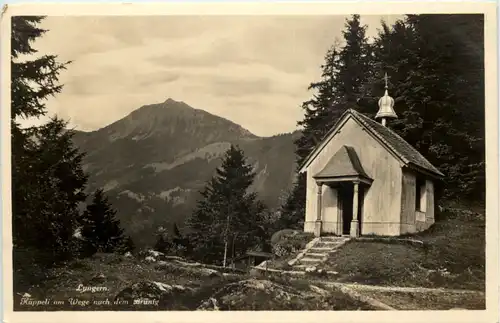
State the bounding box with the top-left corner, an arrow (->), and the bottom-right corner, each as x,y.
163,98 -> 193,110
97,98 -> 258,143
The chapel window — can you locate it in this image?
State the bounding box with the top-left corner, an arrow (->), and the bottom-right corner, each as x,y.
415,177 -> 426,212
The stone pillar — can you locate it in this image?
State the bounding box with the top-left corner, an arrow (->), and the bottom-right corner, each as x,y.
314,183 -> 323,237
350,181 -> 360,237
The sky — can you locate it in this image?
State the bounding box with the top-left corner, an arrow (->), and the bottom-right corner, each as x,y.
25,15 -> 401,137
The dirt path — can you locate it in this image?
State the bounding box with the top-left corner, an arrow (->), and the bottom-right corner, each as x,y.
253,266 -> 483,295
333,284 -> 396,310
319,281 -> 485,310
251,266 -> 484,310
321,281 -> 484,295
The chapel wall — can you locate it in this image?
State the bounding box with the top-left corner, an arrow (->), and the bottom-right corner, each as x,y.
304,117 -> 403,236
400,170 -> 417,234
400,170 -> 436,233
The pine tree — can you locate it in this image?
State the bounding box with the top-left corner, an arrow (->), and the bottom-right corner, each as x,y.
11,16 -> 69,120
171,222 -> 187,247
363,14 -> 485,201
15,119 -> 88,254
80,189 -> 128,255
406,14 -> 484,201
120,236 -> 135,254
154,233 -> 171,253
280,14 -> 485,225
296,15 -> 374,164
279,15 -> 374,228
186,145 -> 268,265
173,222 -> 182,238
274,174 -> 306,230
11,16 -> 87,264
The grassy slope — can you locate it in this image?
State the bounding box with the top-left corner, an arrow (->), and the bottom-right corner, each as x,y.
356,289 -> 485,310
14,206 -> 485,311
320,208 -> 485,291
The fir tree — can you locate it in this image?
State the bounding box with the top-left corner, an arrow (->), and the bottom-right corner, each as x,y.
296,15 -> 374,164
154,233 -> 171,253
280,14 -> 485,226
363,14 -> 485,201
405,14 -> 484,201
11,16 -> 87,264
280,15 -> 374,228
120,236 -> 135,254
274,174 -> 306,230
80,189 -> 128,255
186,145 -> 268,265
14,118 -> 88,255
153,223 -> 188,255
173,222 -> 182,238
11,16 -> 69,119
172,222 -> 188,248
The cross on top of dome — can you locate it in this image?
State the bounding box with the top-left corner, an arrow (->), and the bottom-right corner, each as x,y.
376,72 -> 398,126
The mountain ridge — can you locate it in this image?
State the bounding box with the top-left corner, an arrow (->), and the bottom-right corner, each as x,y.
70,97 -> 299,139
71,98 -> 260,139
71,98 -> 299,247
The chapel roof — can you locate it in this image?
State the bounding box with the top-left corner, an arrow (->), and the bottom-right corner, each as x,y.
299,109 -> 445,178
313,145 -> 371,180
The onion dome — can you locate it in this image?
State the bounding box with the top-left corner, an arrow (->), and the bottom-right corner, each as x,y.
375,73 -> 398,124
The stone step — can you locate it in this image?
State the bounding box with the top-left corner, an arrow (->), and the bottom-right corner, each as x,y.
320,236 -> 347,241
304,252 -> 327,258
310,248 -> 337,255
318,242 -> 344,245
309,247 -> 335,252
318,243 -> 343,247
320,243 -> 345,246
300,257 -> 322,263
315,244 -> 342,249
293,264 -> 308,269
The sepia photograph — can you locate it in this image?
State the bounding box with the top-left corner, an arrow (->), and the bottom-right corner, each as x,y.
1,2 -> 498,322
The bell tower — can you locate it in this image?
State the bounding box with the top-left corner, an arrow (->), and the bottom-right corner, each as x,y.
375,73 -> 398,127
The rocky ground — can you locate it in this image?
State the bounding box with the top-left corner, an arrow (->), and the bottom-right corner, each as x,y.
14,206 -> 485,311
14,250 -> 374,311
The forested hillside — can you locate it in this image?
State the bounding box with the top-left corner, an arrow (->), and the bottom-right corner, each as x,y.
279,14 -> 485,228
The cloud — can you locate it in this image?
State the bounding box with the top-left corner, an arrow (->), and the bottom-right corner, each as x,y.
26,14 -> 403,136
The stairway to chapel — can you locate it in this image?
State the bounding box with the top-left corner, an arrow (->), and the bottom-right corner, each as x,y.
291,236 -> 351,270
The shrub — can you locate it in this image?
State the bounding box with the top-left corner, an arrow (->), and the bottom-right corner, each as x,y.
270,229 -> 300,245
271,230 -> 314,257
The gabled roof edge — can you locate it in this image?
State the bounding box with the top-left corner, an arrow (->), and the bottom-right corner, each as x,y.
298,109 -> 444,179
405,163 -> 445,180
299,109 -> 404,172
298,109 -> 353,173
352,110 -> 444,178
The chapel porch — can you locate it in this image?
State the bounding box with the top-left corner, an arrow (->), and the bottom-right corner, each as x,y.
312,146 -> 373,238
